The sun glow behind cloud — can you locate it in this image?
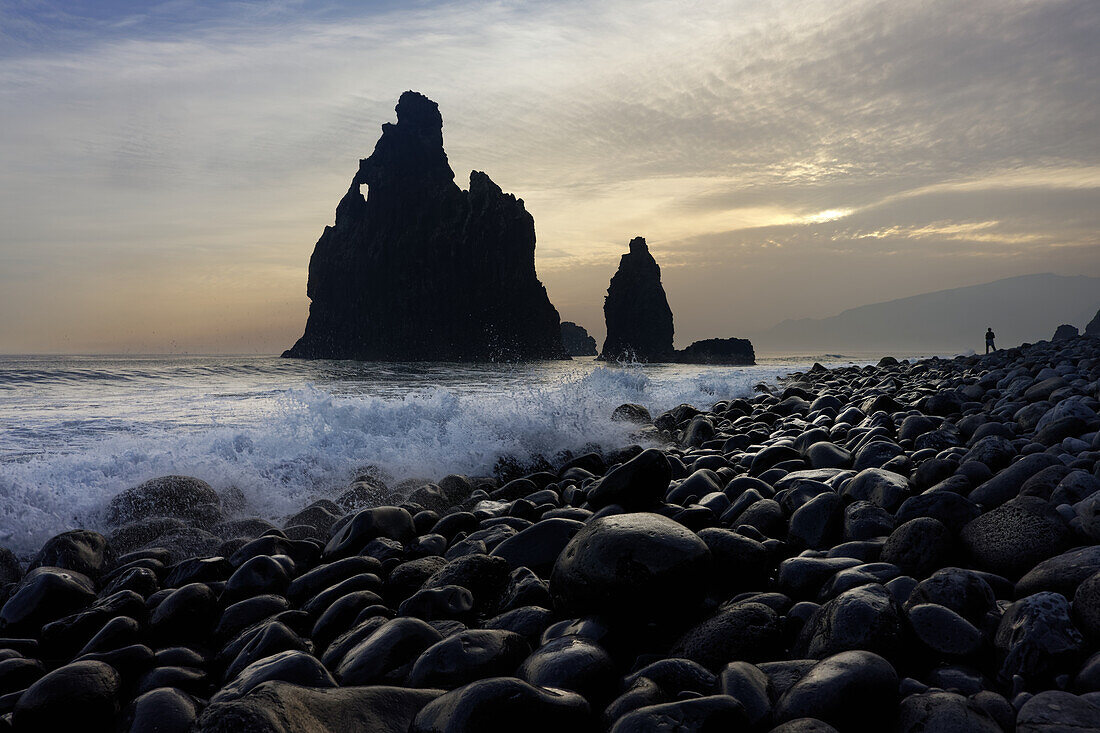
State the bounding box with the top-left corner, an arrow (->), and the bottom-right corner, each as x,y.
0,0 -> 1097,352
803,209 -> 854,225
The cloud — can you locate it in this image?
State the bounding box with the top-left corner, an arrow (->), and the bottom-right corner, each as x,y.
0,0 -> 1097,352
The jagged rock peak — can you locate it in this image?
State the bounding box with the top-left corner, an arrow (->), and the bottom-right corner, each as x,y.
395,90 -> 443,136
599,236 -> 675,363
284,92 -> 567,362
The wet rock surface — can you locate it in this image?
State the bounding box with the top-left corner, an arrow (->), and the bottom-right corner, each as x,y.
3,335 -> 1100,730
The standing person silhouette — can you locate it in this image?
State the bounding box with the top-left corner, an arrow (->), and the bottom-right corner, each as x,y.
985,328 -> 996,353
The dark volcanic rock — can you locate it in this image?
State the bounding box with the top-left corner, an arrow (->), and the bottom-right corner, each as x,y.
335,616 -> 443,686
105,475 -> 220,526
675,338 -> 756,365
1052,323 -> 1079,340
284,91 -> 566,362
197,681 -> 442,733
13,326 -> 1100,733
599,237 -> 675,362
407,629 -> 531,689
794,584 -> 904,661
411,677 -> 591,733
894,691 -> 1002,733
560,322 -> 597,356
0,546 -> 21,584
671,602 -> 783,671
517,636 -> 616,704
28,530 -> 115,580
610,696 -> 748,732
1017,690 -> 1100,733
995,592 -> 1085,687
960,496 -> 1071,578
585,448 -> 671,510
12,659 -> 121,733
0,566 -> 95,635
773,651 -> 898,731
324,506 -> 416,560
124,687 -> 200,733
904,567 -> 996,625
212,650 -> 336,704
550,512 -> 711,624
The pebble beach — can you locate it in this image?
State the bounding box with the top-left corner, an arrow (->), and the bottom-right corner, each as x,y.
2,335 -> 1100,732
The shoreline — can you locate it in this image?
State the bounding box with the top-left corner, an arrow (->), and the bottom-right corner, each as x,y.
1,337 -> 1098,730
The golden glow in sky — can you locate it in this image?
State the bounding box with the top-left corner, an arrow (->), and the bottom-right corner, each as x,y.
0,0 -> 1097,352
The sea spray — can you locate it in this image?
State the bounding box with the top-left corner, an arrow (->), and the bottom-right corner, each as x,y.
0,356 -> 822,556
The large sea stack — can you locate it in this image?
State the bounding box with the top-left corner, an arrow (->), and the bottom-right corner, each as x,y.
599,237 -> 675,362
284,92 -> 567,361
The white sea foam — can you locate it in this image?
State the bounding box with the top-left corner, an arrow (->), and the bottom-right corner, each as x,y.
0,357 -> 815,556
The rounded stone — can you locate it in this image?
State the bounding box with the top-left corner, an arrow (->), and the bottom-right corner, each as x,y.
609,695 -> 748,732
223,554 -> 290,603
880,517 -> 952,577
671,602 -> 783,671
1073,571 -> 1100,640
124,687 -> 200,733
773,651 -> 898,731
841,468 -> 911,512
105,475 -> 220,526
323,506 -> 416,560
28,530 -> 115,580
149,582 -> 219,643
212,650 -> 336,704
0,566 -> 95,635
1016,690 -> 1100,733
960,497 -> 1071,578
407,629 -> 531,689
894,691 -> 1002,733
995,592 -> 1085,686
517,636 -> 617,704
1017,546 -> 1100,599
904,567 -> 996,625
411,677 -> 590,733
908,603 -> 983,656
585,449 -> 672,510
795,583 -> 904,661
336,616 -> 443,686
12,660 -> 121,733
550,512 -> 711,624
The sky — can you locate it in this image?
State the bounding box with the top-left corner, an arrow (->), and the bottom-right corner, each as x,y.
0,0 -> 1097,353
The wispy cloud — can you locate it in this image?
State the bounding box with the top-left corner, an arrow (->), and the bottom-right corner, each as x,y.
0,0 -> 1096,351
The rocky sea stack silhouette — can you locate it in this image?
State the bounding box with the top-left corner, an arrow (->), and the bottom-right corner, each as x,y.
559,322 -> 597,356
599,237 -> 755,365
284,92 -> 567,362
599,237 -> 676,362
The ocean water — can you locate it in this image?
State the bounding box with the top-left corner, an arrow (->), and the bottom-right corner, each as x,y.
0,353 -> 858,556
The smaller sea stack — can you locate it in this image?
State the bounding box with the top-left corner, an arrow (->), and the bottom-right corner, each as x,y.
599,237 -> 675,362
560,322 -> 597,356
